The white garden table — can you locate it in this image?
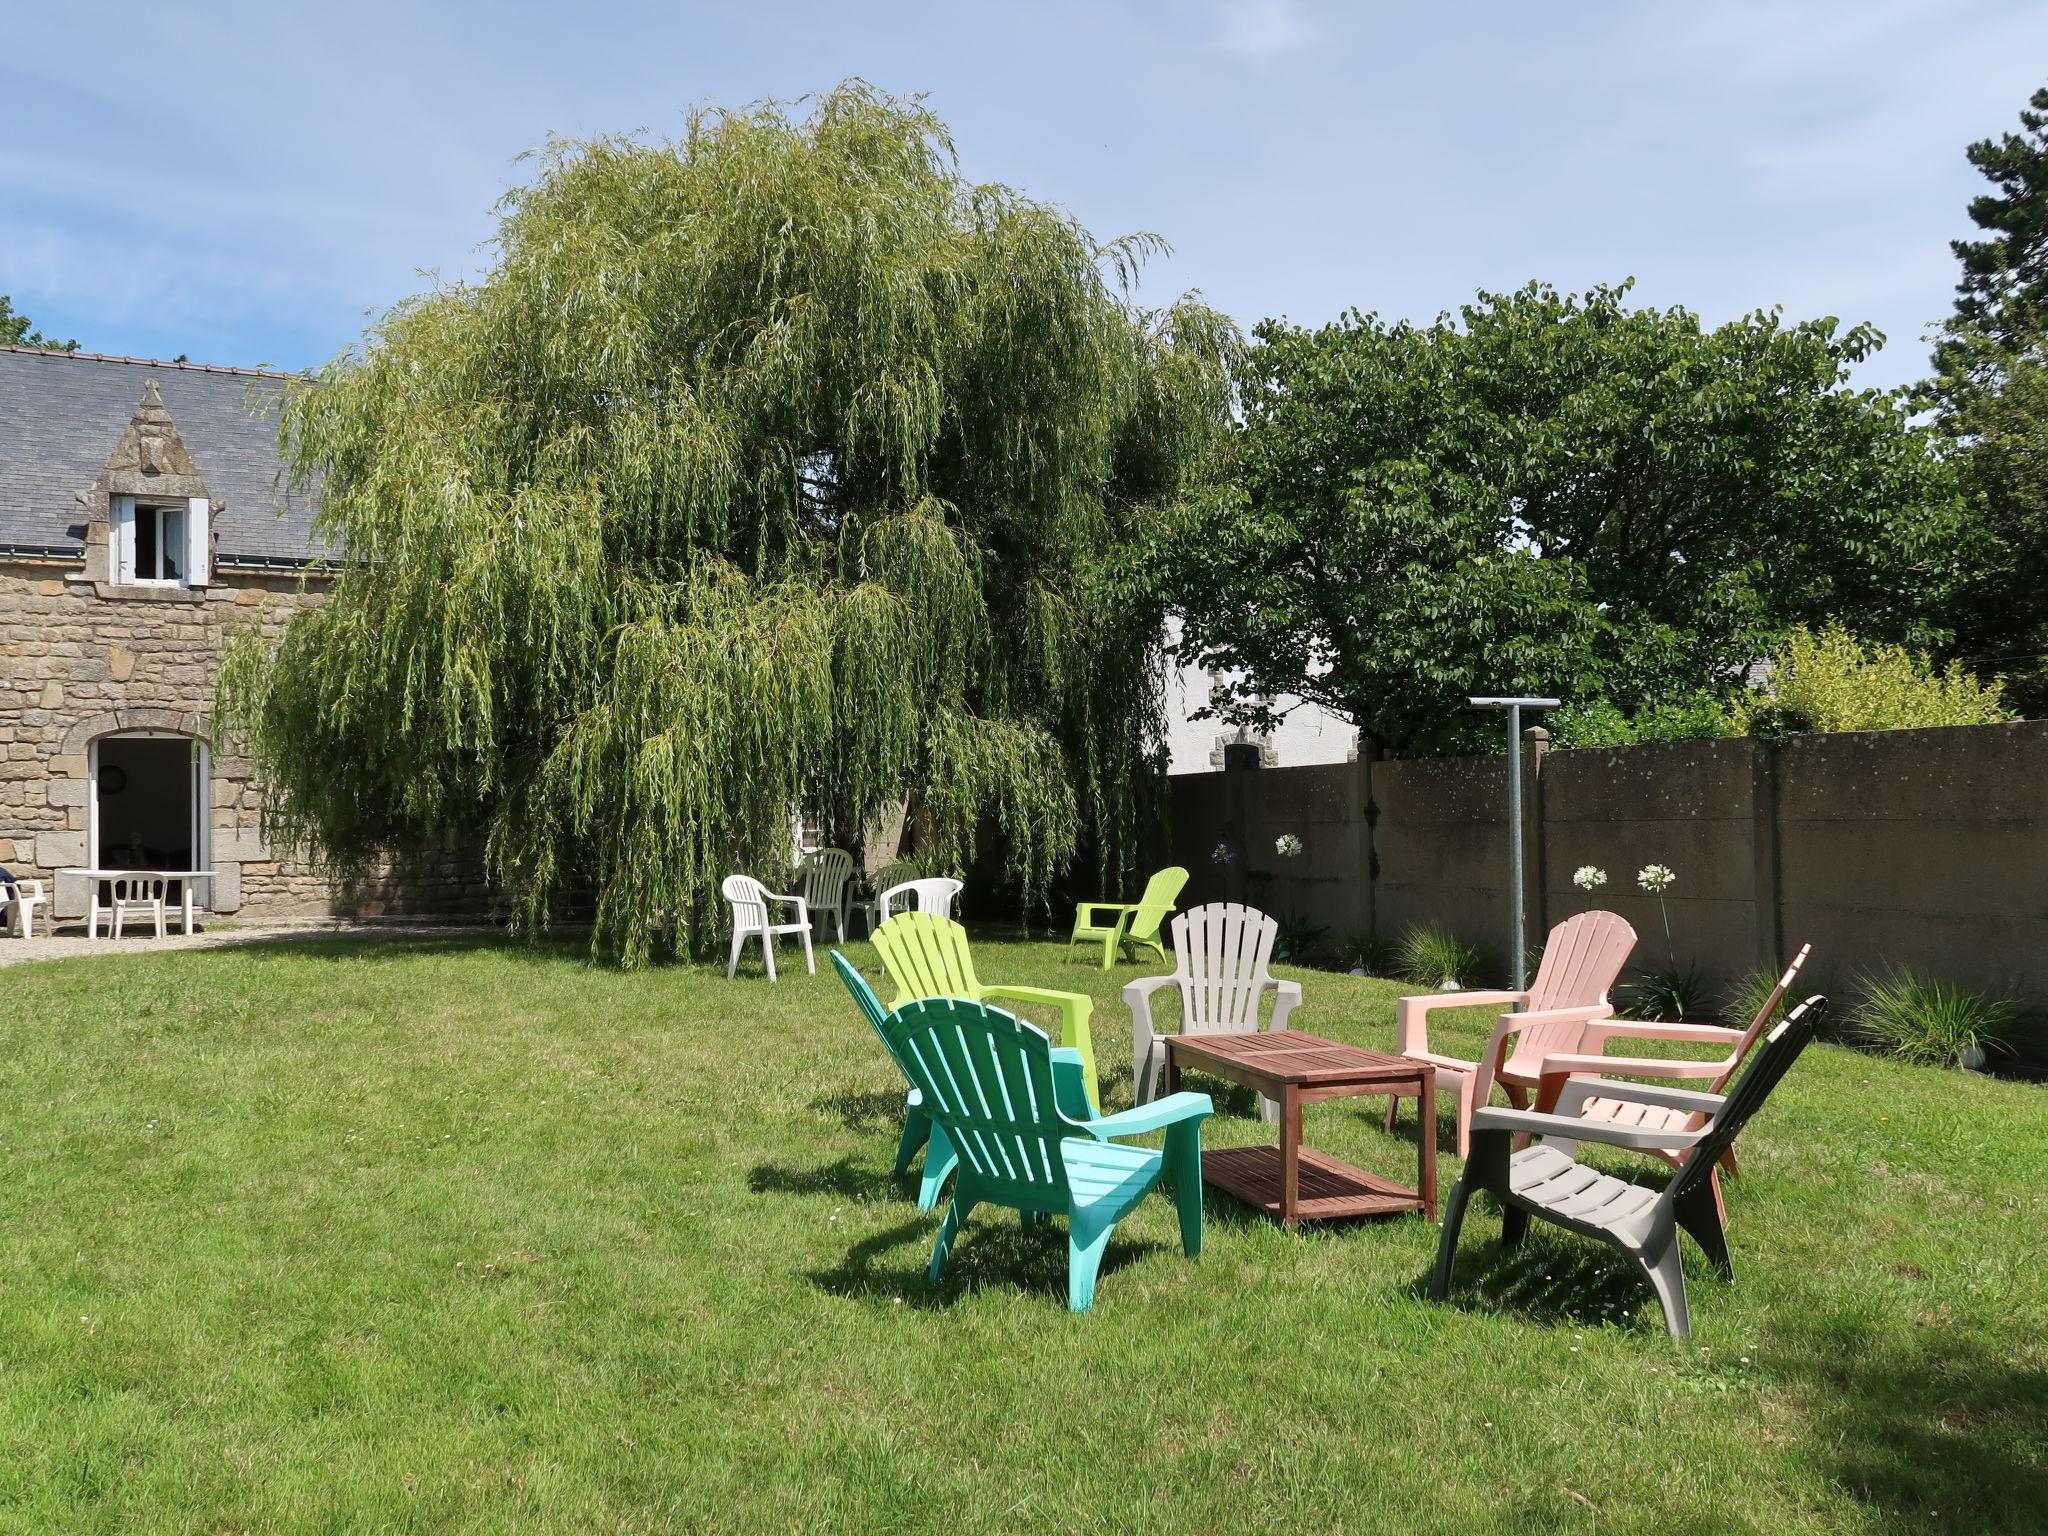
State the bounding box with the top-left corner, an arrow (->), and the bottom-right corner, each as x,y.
57,869 -> 215,938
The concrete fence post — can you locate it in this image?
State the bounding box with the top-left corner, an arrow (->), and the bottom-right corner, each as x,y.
1525,726 -> 1550,950
1750,737 -> 1785,974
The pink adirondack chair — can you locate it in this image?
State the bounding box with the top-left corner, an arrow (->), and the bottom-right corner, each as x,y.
1533,943 -> 1813,1217
1388,910 -> 1636,1157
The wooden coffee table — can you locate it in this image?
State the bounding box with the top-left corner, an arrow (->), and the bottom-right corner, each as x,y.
1164,1032 -> 1436,1226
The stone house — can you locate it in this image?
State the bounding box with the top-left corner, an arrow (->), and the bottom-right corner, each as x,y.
0,344 -> 479,924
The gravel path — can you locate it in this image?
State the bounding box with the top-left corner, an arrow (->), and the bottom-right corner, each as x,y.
0,920 -> 499,968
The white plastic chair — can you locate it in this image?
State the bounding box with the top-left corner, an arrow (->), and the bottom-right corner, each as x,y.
799,848 -> 856,942
721,874 -> 814,981
877,876 -> 963,925
4,878 -> 46,939
857,861 -> 919,935
110,877 -> 168,940
1126,902 -> 1302,1123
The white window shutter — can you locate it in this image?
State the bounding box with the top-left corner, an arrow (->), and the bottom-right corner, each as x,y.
185,497 -> 210,586
111,496 -> 136,583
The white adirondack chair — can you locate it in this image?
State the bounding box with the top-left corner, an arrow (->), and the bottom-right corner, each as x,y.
877,876 -> 962,925
4,877 -> 46,939
856,861 -> 919,936
721,874 -> 815,981
1126,902 -> 1302,1123
110,876 -> 168,940
800,848 -> 856,942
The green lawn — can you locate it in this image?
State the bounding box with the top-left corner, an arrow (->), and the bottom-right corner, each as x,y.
0,933 -> 2040,1533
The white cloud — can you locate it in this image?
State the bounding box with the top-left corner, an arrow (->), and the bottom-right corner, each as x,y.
1210,0 -> 1316,65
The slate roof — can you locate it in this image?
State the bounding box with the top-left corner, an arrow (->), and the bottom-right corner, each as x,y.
0,345 -> 324,564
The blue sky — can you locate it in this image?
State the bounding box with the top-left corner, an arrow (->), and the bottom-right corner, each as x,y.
4,1 -> 2042,391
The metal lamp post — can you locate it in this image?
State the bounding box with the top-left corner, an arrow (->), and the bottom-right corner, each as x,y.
1468,696 -> 1560,990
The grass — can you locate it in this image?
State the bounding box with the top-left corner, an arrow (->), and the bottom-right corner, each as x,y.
0,931 -> 2041,1533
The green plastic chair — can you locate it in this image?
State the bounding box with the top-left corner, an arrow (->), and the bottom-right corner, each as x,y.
1068,865 -> 1189,969
872,912 -> 1101,1108
884,995 -> 1214,1311
830,951 -> 957,1210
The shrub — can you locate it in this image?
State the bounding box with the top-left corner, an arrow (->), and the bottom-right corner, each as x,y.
1399,924 -> 1482,989
1628,963 -> 1713,1022
1549,693 -> 1733,749
1849,966 -> 2016,1068
1734,623 -> 2015,739
1272,910 -> 1330,964
1721,966 -> 1787,1028
1337,931 -> 1398,976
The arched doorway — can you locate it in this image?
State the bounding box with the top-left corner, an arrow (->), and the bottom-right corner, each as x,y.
89,732 -> 209,874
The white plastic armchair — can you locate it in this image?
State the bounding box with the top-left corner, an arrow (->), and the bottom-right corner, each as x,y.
799,848 -> 856,942
4,878 -> 46,939
1127,903 -> 1301,1123
721,873 -> 815,981
1388,909 -> 1635,1157
877,876 -> 962,925
110,877 -> 169,940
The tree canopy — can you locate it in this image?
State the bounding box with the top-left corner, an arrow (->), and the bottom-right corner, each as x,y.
222,84 -> 1238,962
0,294 -> 77,352
1143,282 -> 1969,755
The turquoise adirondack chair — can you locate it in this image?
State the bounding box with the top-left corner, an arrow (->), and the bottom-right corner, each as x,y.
883,995 -> 1215,1311
830,950 -> 957,1210
1068,865 -> 1189,970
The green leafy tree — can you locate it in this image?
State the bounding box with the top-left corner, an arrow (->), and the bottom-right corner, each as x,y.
1928,85 -> 2048,713
221,85 -> 1238,962
0,294 -> 78,351
1147,282 -> 1967,755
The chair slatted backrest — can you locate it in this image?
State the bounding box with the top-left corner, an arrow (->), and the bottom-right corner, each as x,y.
1173,903 -> 1279,1032
721,874 -> 770,930
868,861 -> 918,904
1712,944 -> 1812,1093
1503,910 -> 1637,1078
871,912 -> 981,1010
1670,995 -> 1826,1202
113,877 -> 165,904
830,950 -> 900,1061
884,997 -> 1071,1207
1128,866 -> 1190,946
802,848 -> 855,913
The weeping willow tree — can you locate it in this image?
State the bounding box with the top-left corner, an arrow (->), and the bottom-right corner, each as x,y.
220,83 -> 1238,962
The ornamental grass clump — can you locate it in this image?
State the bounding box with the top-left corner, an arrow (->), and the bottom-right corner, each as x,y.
1850,966 -> 2015,1069
215,83 -> 1240,964
1399,923 -> 1482,990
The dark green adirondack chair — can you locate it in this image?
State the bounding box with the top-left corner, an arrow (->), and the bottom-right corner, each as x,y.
830,951 -> 957,1210
883,995 -> 1215,1312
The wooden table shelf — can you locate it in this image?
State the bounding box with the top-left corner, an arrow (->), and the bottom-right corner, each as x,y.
1164,1031 -> 1436,1227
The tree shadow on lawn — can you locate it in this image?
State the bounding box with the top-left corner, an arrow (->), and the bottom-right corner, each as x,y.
1765,1318 -> 2048,1531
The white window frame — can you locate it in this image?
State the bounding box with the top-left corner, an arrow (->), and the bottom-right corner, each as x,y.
110,495 -> 209,587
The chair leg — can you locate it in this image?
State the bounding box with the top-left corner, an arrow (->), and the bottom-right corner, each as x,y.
761,931 -> 777,982
1067,1211 -> 1115,1312
1454,1076 -> 1477,1159
1164,1123 -> 1205,1257
1099,929 -> 1117,971
1500,1204 -> 1529,1251
895,1096 -> 933,1176
113,907 -> 124,941
929,1187 -> 979,1281
1132,1038 -> 1159,1107
1429,1178 -> 1476,1300
1384,1095 -> 1400,1133
154,904 -> 166,940
727,929 -> 745,979
1675,1184 -> 1734,1281
917,1125 -> 958,1212
1641,1243 -> 1691,1341
799,927 -> 815,975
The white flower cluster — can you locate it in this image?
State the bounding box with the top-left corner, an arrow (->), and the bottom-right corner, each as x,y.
1637,863 -> 1677,892
1275,834 -> 1304,858
1572,865 -> 1608,891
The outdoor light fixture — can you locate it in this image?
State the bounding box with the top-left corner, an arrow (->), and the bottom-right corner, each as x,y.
1468,696 -> 1560,990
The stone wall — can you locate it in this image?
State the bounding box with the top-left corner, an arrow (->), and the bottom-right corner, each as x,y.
1166,722 -> 2048,1005
0,557 -> 486,923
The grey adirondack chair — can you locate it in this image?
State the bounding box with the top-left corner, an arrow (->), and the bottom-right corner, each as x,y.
1430,995 -> 1827,1340
1126,902 -> 1301,1123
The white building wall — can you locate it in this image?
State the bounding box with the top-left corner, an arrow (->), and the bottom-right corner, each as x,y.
1161,617 -> 1357,776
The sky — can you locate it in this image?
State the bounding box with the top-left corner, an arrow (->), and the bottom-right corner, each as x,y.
3,1 -> 2042,392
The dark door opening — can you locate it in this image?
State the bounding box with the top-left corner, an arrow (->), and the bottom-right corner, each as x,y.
94,735 -> 198,870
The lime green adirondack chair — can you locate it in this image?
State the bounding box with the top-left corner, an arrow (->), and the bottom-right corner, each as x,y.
830,951 -> 957,1210
872,912 -> 1102,1108
1068,865 -> 1188,969
884,996 -> 1214,1311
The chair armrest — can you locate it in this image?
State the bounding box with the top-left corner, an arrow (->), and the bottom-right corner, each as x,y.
1471,1106 -> 1708,1153
1394,989 -> 1528,1054
763,890 -> 806,908
1266,977 -> 1303,1032
11,880 -> 45,899
1582,1019 -> 1745,1049
981,984 -> 1091,1017
1551,1078 -> 1728,1117
1123,974 -> 1177,1038
1073,901 -> 1136,925
1538,1051 -> 1729,1082
1079,1091 -> 1213,1140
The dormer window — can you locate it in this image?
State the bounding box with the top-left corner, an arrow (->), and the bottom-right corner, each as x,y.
112,495 -> 209,587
